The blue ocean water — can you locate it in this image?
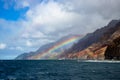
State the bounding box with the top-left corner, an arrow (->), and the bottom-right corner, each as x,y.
0,60 -> 120,80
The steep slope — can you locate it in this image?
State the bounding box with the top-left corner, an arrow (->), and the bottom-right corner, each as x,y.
61,19 -> 120,60
105,25 -> 120,60
64,20 -> 119,54
16,34 -> 83,60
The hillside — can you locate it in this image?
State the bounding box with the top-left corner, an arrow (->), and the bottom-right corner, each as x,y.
60,19 -> 120,60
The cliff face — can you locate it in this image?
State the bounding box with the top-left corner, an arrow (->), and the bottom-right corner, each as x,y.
105,34 -> 120,60
62,20 -> 120,60
65,43 -> 107,60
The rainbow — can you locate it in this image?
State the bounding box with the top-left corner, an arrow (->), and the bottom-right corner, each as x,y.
29,35 -> 82,59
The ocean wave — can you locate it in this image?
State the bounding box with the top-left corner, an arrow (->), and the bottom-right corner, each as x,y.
78,60 -> 120,63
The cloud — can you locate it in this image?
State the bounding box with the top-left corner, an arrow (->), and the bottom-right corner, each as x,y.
26,40 -> 32,47
0,0 -> 120,54
0,43 -> 6,49
19,0 -> 120,38
9,0 -> 82,48
10,46 -> 24,51
18,0 -> 82,41
21,30 -> 46,39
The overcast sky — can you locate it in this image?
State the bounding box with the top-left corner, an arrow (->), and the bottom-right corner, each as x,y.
0,0 -> 120,59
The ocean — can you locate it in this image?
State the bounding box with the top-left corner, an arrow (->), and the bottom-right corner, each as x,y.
0,60 -> 120,80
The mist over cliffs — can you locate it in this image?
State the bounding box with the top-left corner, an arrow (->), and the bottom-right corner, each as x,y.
16,19 -> 120,60
16,35 -> 82,59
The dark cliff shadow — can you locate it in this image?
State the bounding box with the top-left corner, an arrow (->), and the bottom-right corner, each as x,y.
105,36 -> 120,60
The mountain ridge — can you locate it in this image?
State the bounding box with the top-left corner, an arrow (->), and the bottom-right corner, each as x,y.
16,19 -> 120,60
15,34 -> 83,59
61,19 -> 120,60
